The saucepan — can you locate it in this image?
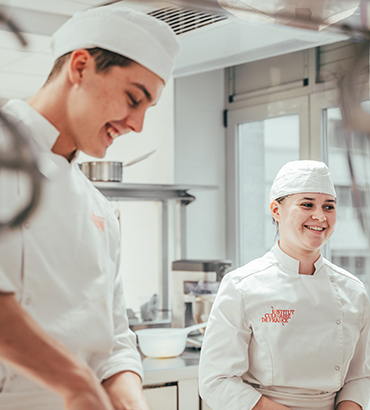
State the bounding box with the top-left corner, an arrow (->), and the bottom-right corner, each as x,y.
135,322 -> 207,358
80,150 -> 155,182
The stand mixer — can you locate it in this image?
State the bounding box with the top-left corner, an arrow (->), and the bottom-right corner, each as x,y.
171,259 -> 232,342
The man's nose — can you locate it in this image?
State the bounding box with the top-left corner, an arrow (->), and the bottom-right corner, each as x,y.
126,110 -> 145,133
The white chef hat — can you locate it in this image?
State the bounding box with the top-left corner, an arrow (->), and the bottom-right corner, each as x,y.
50,4 -> 180,84
269,160 -> 336,203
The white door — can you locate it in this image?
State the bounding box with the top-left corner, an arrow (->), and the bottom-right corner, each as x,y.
226,95 -> 309,266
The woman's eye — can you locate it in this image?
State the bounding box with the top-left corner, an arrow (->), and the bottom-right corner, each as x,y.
301,203 -> 313,208
324,205 -> 335,211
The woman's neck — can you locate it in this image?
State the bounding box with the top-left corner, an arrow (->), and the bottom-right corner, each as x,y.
278,241 -> 320,275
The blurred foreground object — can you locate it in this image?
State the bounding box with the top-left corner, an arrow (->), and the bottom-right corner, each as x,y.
338,40 -> 370,234
0,9 -> 44,234
218,0 -> 360,30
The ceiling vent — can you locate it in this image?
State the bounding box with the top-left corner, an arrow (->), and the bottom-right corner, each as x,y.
148,7 -> 227,35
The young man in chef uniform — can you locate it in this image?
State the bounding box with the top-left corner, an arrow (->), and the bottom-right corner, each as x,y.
0,5 -> 179,410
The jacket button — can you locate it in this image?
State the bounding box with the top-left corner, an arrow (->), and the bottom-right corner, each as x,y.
330,277 -> 334,282
336,320 -> 341,325
335,366 -> 340,371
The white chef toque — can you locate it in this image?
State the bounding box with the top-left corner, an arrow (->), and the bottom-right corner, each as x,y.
269,160 -> 337,203
50,4 -> 180,84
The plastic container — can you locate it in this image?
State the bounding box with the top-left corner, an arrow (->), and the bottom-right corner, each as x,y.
135,323 -> 206,358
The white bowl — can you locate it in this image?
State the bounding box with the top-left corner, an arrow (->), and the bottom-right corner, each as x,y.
136,328 -> 187,358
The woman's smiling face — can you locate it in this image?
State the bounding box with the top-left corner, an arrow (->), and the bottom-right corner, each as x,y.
271,192 -> 337,258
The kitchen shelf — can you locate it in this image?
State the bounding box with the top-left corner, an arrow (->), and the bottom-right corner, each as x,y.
93,182 -> 215,204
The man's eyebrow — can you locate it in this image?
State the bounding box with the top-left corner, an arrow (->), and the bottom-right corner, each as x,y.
132,83 -> 152,102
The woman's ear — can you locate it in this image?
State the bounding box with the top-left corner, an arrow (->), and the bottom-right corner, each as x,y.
270,200 -> 281,223
67,49 -> 92,85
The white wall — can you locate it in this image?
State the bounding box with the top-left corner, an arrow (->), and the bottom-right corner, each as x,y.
174,69 -> 227,260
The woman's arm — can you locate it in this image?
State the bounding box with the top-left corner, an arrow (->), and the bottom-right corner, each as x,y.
336,401 -> 362,410
253,396 -> 291,410
335,293 -> 370,408
199,274 -> 277,410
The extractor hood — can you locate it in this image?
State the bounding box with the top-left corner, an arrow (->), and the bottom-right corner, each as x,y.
0,0 -> 349,99
121,0 -> 348,77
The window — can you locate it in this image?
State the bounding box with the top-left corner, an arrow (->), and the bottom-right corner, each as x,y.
325,102 -> 370,295
226,96 -> 308,267
238,115 -> 300,265
225,44 -> 369,296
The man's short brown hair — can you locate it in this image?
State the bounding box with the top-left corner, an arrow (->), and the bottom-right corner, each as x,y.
45,47 -> 134,84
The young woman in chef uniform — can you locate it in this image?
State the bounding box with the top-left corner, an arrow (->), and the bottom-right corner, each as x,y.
199,160 -> 370,410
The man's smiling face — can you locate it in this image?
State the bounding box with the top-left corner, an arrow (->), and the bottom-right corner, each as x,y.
63,51 -> 164,158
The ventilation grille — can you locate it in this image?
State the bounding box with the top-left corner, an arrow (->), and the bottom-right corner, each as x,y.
148,7 -> 227,35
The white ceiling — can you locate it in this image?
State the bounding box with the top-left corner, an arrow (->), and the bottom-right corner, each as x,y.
0,0 -> 349,100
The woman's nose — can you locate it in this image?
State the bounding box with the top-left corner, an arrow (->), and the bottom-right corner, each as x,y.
312,209 -> 326,222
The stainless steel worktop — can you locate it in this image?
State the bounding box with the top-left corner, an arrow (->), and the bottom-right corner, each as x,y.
142,348 -> 200,386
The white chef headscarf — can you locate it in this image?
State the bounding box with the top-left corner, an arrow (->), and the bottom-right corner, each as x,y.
50,4 -> 180,84
269,160 -> 337,203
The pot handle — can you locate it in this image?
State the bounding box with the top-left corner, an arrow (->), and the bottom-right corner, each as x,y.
183,322 -> 207,335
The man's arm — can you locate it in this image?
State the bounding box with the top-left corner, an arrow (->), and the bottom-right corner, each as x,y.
103,371 -> 150,410
0,293 -> 114,410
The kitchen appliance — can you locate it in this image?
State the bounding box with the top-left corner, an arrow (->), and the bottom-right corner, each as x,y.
171,259 -> 232,330
136,323 -> 207,358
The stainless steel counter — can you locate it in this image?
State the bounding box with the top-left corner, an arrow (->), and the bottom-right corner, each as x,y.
142,348 -> 200,386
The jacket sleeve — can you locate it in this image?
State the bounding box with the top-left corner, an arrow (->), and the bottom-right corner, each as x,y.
0,165 -> 22,294
199,272 -> 262,410
0,265 -> 17,293
94,238 -> 144,382
336,291 -> 370,409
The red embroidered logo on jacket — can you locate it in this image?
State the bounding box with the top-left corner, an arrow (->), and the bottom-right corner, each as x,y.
261,306 -> 295,326
91,212 -> 105,232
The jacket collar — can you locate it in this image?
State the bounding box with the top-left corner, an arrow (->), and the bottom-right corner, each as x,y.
272,242 -> 324,275
3,99 -> 60,152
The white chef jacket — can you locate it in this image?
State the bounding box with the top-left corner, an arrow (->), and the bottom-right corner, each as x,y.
0,99 -> 142,407
199,243 -> 370,410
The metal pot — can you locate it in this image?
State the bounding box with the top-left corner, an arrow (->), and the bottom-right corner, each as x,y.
80,161 -> 122,182
80,151 -> 156,182
192,294 -> 216,332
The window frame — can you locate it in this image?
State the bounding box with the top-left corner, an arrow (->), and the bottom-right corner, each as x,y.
226,95 -> 310,266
